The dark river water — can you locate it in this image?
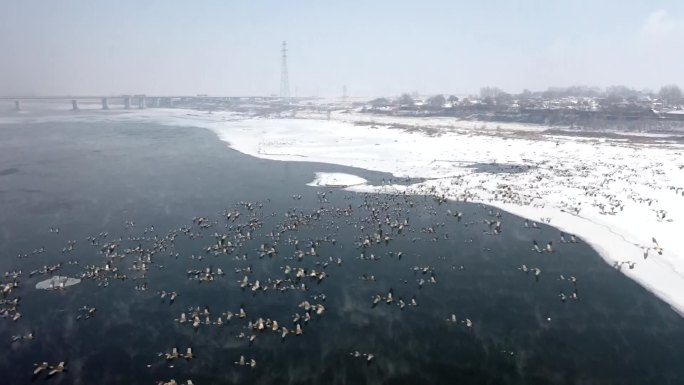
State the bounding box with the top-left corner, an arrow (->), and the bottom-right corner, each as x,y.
0,116 -> 683,385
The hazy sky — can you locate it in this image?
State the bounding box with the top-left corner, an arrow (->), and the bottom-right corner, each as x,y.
1,0 -> 683,97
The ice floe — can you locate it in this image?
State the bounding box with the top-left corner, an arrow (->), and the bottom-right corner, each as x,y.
35,276 -> 81,290
307,172 -> 367,188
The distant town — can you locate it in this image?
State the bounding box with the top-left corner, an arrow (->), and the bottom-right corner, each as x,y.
358,85 -> 684,129
184,84 -> 684,131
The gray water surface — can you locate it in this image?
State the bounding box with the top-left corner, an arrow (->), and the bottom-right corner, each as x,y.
0,120 -> 683,385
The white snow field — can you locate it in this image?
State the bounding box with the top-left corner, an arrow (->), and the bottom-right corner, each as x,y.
3,108 -> 684,316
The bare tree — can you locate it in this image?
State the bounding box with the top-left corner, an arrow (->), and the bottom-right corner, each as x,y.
369,98 -> 390,107
427,94 -> 446,109
659,85 -> 682,105
397,93 -> 414,106
480,86 -> 505,99
606,85 -> 638,99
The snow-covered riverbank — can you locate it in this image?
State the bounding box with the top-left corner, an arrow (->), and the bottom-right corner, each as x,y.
206,114 -> 684,316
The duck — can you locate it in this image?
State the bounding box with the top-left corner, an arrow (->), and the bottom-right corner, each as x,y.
33,362 -> 48,375
48,361 -> 67,376
184,347 -> 194,360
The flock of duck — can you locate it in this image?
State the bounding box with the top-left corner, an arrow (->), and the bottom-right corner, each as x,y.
0,188 -> 606,384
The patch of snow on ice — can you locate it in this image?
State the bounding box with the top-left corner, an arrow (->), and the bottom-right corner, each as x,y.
307,172 -> 367,187
35,276 -> 81,290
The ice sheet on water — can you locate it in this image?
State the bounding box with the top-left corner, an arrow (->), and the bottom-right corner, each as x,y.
307,172 -> 367,187
35,276 -> 81,290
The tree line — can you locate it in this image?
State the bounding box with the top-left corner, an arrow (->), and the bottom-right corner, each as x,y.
369,85 -> 683,108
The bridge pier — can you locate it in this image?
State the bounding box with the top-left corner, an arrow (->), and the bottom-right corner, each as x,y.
15,100 -> 21,111
101,98 -> 109,110
138,96 -> 146,109
124,97 -> 131,109
71,100 -> 79,110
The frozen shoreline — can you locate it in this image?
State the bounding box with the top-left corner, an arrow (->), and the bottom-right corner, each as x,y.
207,114 -> 684,316
3,108 -> 684,316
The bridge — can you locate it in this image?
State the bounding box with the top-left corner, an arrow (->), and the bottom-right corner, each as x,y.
1,95 -> 289,111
